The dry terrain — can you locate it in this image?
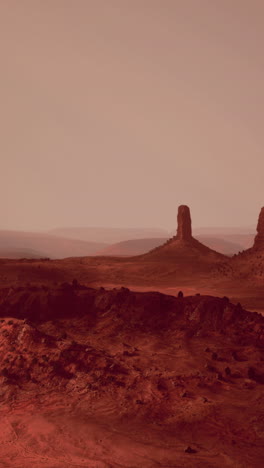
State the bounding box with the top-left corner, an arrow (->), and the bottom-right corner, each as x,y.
0,285 -> 263,467
0,205 -> 263,467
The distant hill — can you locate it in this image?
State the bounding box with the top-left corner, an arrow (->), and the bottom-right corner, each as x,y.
193,226 -> 255,235
97,238 -> 168,256
0,247 -> 46,259
0,230 -> 108,259
0,225 -> 255,260
214,233 -> 255,250
196,235 -> 253,255
97,234 -> 252,257
49,227 -> 169,244
193,230 -> 255,252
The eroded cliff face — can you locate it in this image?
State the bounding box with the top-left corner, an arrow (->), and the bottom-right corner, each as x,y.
253,207 -> 264,250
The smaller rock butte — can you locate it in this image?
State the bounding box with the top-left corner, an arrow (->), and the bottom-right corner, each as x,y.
176,205 -> 192,241
253,207 -> 264,250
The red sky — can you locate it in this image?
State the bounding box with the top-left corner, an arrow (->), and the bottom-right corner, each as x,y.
1,1 -> 263,231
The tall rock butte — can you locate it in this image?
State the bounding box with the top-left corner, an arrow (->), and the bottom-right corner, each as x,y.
141,205 -> 226,264
176,205 -> 192,241
253,207 -> 264,250
143,203 -> 226,262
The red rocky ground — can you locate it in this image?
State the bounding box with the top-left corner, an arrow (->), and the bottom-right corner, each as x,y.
0,283 -> 263,467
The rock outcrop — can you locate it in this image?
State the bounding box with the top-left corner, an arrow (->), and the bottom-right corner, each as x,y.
143,205 -> 226,264
253,207 -> 264,250
0,285 -> 263,467
215,206 -> 264,281
176,205 -> 192,241
0,284 -> 263,339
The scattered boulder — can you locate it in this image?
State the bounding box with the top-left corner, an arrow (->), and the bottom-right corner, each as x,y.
185,446 -> 197,454
248,367 -> 264,384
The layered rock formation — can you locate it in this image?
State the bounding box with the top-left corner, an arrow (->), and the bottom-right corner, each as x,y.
253,207 -> 264,250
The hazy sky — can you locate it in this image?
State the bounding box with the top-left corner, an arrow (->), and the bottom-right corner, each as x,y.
1,1 -> 264,231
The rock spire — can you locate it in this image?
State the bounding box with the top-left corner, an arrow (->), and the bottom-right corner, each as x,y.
253,207 -> 264,250
176,205 -> 192,241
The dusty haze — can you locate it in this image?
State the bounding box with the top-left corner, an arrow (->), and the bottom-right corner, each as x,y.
1,0 -> 263,231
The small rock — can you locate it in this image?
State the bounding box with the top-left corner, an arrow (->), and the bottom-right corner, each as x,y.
204,364 -> 217,372
185,446 -> 197,454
